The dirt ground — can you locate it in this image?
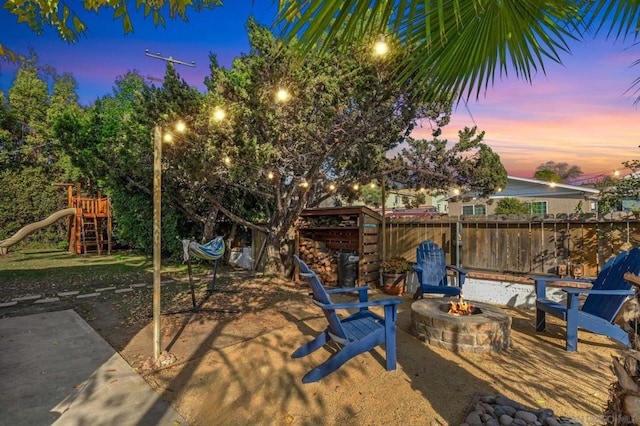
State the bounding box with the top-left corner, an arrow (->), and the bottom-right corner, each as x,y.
2,266 -> 624,425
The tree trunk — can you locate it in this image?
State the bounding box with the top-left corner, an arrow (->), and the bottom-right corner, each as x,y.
223,222 -> 238,264
202,206 -> 219,243
262,238 -> 283,275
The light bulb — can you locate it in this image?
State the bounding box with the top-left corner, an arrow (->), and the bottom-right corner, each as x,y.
213,107 -> 226,121
275,88 -> 290,103
373,39 -> 389,56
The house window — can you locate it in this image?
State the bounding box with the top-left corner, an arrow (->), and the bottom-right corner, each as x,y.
462,204 -> 486,216
527,201 -> 547,215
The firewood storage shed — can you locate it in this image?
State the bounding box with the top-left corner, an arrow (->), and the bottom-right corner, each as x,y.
296,206 -> 381,287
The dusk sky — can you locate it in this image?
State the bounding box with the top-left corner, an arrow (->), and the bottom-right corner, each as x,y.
1,2 -> 639,181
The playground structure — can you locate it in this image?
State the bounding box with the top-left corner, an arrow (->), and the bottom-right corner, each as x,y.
0,183 -> 112,255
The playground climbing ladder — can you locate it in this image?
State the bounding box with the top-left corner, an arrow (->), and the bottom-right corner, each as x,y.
58,183 -> 113,255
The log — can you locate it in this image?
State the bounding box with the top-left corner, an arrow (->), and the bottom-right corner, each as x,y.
624,395 -> 640,422
612,356 -> 640,393
624,272 -> 640,289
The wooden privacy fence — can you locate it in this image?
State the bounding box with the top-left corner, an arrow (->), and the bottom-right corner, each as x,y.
385,214 -> 640,277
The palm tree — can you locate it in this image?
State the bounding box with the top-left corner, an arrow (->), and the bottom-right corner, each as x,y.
276,1 -> 640,103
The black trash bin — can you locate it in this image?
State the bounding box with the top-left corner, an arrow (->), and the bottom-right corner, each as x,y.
337,251 -> 359,287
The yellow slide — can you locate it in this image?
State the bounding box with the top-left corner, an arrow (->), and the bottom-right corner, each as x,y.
0,208 -> 76,255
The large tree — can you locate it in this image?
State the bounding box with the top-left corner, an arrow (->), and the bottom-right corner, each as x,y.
196,22 -> 505,273
55,67 -> 211,255
389,128 -> 506,198
597,159 -> 640,214
535,161 -> 583,182
197,21 -> 450,273
0,56 -> 81,243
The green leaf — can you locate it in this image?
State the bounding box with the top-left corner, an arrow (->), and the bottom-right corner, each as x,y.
122,14 -> 132,33
72,15 -> 86,34
113,5 -> 126,19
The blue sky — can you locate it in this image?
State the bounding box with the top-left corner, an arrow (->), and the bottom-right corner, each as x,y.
1,2 -> 639,179
0,1 -> 277,101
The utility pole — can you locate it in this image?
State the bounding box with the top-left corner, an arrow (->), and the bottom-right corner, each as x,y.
146,49 -> 195,361
145,49 -> 196,68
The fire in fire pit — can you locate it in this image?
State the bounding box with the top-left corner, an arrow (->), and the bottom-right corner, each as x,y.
448,297 -> 482,316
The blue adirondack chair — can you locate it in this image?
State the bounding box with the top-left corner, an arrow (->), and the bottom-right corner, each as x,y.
412,240 -> 467,300
534,247 -> 640,352
293,255 -> 403,383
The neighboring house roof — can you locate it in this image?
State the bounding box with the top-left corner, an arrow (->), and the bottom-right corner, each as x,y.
450,176 -> 600,200
493,176 -> 600,198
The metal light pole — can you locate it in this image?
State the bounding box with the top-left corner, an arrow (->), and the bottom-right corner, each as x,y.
153,125 -> 162,359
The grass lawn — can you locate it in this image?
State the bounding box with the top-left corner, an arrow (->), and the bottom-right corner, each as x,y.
0,248 -> 221,320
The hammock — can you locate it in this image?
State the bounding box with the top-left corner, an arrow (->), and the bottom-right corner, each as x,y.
162,236 -> 238,315
182,236 -> 225,262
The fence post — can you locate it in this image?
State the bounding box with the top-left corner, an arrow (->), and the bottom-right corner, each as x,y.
455,220 -> 461,268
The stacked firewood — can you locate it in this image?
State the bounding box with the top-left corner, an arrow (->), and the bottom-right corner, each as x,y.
606,272 -> 640,424
298,238 -> 338,285
298,215 -> 357,228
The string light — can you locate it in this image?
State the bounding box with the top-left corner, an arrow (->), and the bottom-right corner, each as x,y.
275,88 -> 291,103
203,152 -> 457,201
162,120 -> 187,143
175,121 -> 186,133
212,107 -> 226,121
373,36 -> 389,56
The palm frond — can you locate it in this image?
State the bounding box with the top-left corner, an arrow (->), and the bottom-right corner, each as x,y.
276,1 -> 582,102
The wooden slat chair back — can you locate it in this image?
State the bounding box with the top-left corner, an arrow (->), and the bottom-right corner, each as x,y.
416,240 -> 448,286
292,255 -> 402,383
534,247 -> 640,351
412,240 -> 467,299
581,250 -> 638,322
295,255 -> 350,344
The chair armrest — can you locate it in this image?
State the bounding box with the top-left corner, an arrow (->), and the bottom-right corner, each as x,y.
325,286 -> 371,304
533,276 -> 593,285
412,265 -> 423,274
562,288 -> 635,296
561,288 -> 636,313
313,298 -> 402,311
325,286 -> 371,294
445,265 -> 467,286
532,276 -> 594,299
